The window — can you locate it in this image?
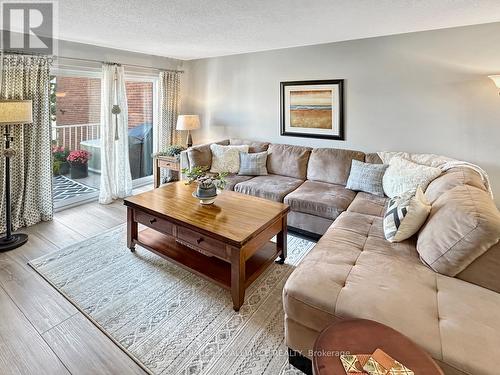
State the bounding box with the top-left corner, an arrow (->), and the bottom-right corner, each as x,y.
50,73 -> 101,207
125,79 -> 154,180
50,69 -> 158,208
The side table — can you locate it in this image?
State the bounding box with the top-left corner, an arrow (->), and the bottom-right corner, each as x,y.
153,155 -> 180,188
312,319 -> 443,375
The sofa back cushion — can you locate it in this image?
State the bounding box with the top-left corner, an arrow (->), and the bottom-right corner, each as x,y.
229,138 -> 270,153
365,153 -> 383,164
457,241 -> 500,293
417,185 -> 500,277
187,140 -> 229,169
267,143 -> 312,179
425,167 -> 487,204
307,148 -> 365,185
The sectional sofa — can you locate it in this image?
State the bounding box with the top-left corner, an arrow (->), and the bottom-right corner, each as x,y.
180,139 -> 500,375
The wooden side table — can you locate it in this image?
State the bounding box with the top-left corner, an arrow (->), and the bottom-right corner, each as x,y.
153,155 -> 180,188
312,319 -> 443,375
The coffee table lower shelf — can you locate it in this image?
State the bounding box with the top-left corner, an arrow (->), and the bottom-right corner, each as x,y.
135,228 -> 280,295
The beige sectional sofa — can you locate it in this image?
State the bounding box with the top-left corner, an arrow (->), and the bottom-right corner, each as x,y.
180,139 -> 500,375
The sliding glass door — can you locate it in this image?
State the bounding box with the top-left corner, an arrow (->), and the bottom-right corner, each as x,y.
51,69 -> 158,209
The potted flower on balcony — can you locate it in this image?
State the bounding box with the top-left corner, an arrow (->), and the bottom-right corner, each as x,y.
67,150 -> 92,179
52,145 -> 70,176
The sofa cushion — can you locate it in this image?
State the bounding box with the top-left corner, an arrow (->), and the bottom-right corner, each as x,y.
347,192 -> 388,217
345,160 -> 387,196
307,148 -> 365,185
383,157 -> 441,198
456,241 -> 500,293
229,138 -> 270,153
234,174 -> 303,202
267,144 -> 311,179
187,140 -> 229,168
365,153 -> 383,164
417,185 -> 500,276
283,211 -> 500,375
284,180 -> 356,220
425,167 -> 487,204
223,174 -> 255,191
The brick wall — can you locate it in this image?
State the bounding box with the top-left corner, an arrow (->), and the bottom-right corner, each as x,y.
54,77 -> 153,150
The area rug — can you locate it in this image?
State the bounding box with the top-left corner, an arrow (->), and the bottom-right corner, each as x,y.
53,175 -> 98,202
29,225 -> 315,375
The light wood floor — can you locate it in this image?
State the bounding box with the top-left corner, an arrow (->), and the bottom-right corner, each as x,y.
0,185 -> 153,375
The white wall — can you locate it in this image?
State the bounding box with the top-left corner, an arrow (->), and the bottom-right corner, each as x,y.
183,22 -> 500,204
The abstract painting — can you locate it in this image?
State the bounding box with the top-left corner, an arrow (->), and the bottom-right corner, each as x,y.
281,80 -> 344,140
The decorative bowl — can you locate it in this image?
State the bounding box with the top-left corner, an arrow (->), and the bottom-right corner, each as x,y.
192,191 -> 217,205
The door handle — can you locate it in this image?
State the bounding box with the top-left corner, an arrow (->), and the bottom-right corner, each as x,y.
149,218 -> 157,224
197,237 -> 204,244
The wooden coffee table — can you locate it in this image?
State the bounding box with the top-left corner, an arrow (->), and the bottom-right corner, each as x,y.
312,319 -> 444,375
124,182 -> 290,311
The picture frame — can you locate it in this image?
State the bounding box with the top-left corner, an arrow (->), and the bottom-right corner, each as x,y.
280,79 -> 344,140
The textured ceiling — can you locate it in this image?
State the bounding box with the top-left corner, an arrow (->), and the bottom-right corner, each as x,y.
54,0 -> 500,60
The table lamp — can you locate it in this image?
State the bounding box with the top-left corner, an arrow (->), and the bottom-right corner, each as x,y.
0,100 -> 33,251
176,115 -> 200,148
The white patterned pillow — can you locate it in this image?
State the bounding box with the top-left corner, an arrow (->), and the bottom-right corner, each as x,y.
210,144 -> 249,173
383,187 -> 431,242
382,157 -> 441,198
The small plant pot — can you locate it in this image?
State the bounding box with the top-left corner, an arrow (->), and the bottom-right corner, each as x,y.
59,161 -> 70,175
70,163 -> 88,179
196,184 -> 217,198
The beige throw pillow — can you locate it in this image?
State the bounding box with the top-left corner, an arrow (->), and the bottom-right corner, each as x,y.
210,144 -> 249,173
383,187 -> 431,242
382,157 -> 441,198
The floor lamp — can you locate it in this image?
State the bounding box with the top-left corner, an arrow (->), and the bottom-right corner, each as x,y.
0,100 -> 33,252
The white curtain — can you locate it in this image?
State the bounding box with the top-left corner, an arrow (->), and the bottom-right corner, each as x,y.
99,64 -> 132,204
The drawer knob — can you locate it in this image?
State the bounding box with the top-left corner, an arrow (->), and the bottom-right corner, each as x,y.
197,237 -> 204,244
149,218 -> 157,224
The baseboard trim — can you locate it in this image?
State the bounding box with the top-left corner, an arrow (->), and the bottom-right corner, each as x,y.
288,348 -> 312,375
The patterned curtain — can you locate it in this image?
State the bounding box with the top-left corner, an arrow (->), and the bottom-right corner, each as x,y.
0,55 -> 52,233
158,71 -> 182,182
99,63 -> 132,204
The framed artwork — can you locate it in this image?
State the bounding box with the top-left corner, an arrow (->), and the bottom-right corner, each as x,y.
280,79 -> 344,140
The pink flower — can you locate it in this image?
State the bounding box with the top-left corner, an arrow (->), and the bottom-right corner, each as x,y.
67,150 -> 91,164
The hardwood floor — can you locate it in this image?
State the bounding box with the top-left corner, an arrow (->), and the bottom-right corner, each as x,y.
0,185 -> 152,375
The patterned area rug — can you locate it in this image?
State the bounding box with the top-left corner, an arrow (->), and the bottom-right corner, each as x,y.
29,225 -> 315,375
52,175 -> 98,202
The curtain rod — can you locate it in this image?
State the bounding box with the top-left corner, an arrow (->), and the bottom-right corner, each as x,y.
56,56 -> 184,73
1,51 -> 184,73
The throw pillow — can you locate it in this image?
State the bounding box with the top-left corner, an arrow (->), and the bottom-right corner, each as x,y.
210,144 -> 249,173
382,157 -> 441,198
238,151 -> 268,176
383,187 -> 431,242
345,160 -> 388,197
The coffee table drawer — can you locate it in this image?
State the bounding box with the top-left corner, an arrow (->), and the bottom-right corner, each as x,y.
135,210 -> 173,235
177,226 -> 228,260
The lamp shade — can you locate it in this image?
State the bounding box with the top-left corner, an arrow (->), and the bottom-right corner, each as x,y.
0,100 -> 33,124
176,115 -> 200,131
488,75 -> 500,89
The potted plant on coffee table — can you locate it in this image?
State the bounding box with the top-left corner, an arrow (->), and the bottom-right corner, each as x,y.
67,150 -> 92,179
182,166 -> 228,205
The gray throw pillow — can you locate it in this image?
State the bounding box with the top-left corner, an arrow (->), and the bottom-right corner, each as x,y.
346,159 -> 388,196
238,151 -> 268,176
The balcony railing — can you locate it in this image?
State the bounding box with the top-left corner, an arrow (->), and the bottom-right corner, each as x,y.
53,123 -> 100,151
